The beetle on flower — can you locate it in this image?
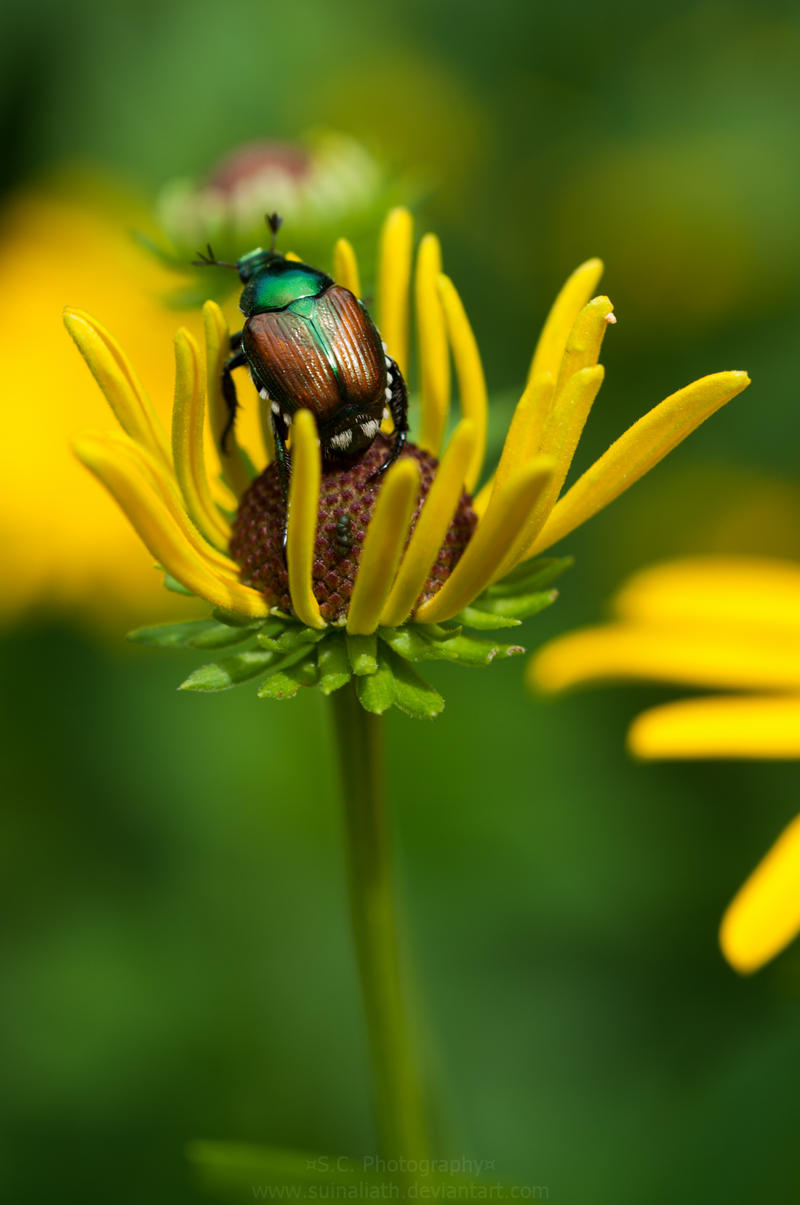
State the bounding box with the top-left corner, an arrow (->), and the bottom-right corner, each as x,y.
65,207 -> 750,717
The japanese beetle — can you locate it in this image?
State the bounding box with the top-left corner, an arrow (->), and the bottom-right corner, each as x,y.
195,214 -> 408,499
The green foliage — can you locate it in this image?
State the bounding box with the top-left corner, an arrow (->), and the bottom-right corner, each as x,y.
131,557 -> 570,716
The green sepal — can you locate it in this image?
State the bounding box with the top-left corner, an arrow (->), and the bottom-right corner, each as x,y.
211,607 -> 274,629
256,657 -> 318,700
178,650 -> 280,691
422,631 -> 524,666
161,570 -> 196,596
129,619 -> 221,648
483,588 -> 559,620
346,632 -> 378,676
257,626 -> 326,653
317,635 -> 352,696
377,625 -> 436,662
450,606 -> 522,630
385,649 -> 444,718
190,624 -> 260,649
356,650 -> 396,714
487,555 -> 573,597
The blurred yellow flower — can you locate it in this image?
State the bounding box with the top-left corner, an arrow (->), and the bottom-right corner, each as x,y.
530,556 -> 800,974
66,208 -> 750,655
0,185 -> 202,626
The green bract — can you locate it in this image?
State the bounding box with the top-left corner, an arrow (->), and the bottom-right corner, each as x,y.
129,557 -> 571,718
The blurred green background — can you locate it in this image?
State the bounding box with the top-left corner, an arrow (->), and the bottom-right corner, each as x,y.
2,0 -> 800,1201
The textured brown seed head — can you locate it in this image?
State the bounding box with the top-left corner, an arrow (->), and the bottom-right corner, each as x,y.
230,436 -> 476,625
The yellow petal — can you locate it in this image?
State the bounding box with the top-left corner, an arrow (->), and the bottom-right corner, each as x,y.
531,625 -> 800,694
63,308 -> 170,466
333,237 -> 361,297
629,695 -> 800,760
171,328 -> 231,551
381,420 -> 477,627
437,274 -> 488,492
103,431 -> 239,578
554,296 -> 615,395
416,234 -> 451,455
202,300 -> 253,500
415,458 -> 554,624
377,207 -> 413,377
347,458 -> 421,635
496,366 -> 605,579
720,813 -> 800,974
473,372 -> 556,520
286,409 -> 326,629
527,258 -> 604,384
613,556 -> 800,635
527,371 -> 751,556
74,434 -> 270,617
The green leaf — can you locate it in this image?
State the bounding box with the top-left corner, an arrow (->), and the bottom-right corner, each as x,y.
317,635 -> 352,695
346,632 -> 378,676
178,650 -> 278,691
356,651 -> 395,713
256,657 -> 318,699
128,619 -> 220,648
486,555 -> 573,597
452,606 -> 522,630
386,650 -> 444,718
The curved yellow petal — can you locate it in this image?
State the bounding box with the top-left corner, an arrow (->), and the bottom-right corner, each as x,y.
381,420 -> 477,627
437,274 -> 487,492
531,625 -> 800,694
527,370 -> 751,556
347,458 -> 421,635
102,431 -> 239,579
629,695 -> 800,760
202,300 -> 253,500
720,813 -> 800,974
74,434 -> 270,617
333,237 -> 362,297
528,258 -> 604,384
554,296 -> 615,394
286,409 -> 326,629
614,556 -> 800,635
415,458 -> 554,625
172,328 -> 231,551
416,234 -> 451,455
377,207 -> 413,377
496,366 -> 605,578
64,308 -> 170,466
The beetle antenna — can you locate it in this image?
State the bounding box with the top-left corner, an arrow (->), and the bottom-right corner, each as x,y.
265,212 -> 283,252
192,242 -> 237,269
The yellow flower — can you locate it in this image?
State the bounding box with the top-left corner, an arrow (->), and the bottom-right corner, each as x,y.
0,184 -> 202,626
530,556 -> 800,974
66,208 -> 749,712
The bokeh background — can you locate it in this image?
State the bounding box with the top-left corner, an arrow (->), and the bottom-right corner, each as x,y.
2,0 -> 800,1201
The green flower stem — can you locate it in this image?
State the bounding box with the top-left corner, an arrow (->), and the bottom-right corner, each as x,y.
330,680 -> 429,1162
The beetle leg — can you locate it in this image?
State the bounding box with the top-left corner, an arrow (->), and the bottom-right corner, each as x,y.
370,358 -> 409,481
229,330 -> 243,351
220,349 -> 247,453
270,411 -> 293,561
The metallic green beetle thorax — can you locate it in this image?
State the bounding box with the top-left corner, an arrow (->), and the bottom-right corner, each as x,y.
239,260 -> 332,316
